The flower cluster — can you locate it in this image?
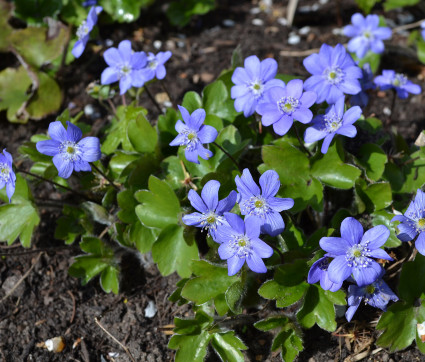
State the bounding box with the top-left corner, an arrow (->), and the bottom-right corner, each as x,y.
344,13 -> 392,59
183,169 -> 293,275
72,6 -> 103,58
101,40 -> 172,95
374,70 -> 421,99
0,149 -> 16,203
308,217 -> 397,320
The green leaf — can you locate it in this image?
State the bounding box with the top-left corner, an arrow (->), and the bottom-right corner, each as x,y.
355,0 -> 378,14
135,176 -> 181,229
225,280 -> 244,314
68,256 -> 110,284
109,151 -> 140,178
10,26 -> 68,67
211,331 -> 247,362
82,201 -> 113,225
181,260 -> 238,304
100,266 -> 119,294
384,0 -> 419,11
161,156 -> 186,190
0,67 -> 32,123
14,0 -> 62,24
26,72 -> 62,120
100,0 -> 154,22
372,211 -> 401,248
152,225 -> 198,278
127,113 -> 158,153
169,332 -> 211,362
418,39 -> 425,65
355,179 -> 392,212
166,0 -> 215,27
297,285 -> 346,331
0,175 -> 39,247
397,150 -> 425,194
182,91 -> 203,113
129,222 -> 158,253
254,316 -> 289,331
357,143 -> 387,181
0,1 -> 12,51
311,141 -> 361,189
203,80 -> 238,121
55,205 -> 86,245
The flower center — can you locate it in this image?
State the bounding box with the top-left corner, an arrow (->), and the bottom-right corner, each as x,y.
249,80 -> 264,97
363,30 -> 372,39
187,132 -> 196,141
318,258 -> 330,271
200,211 -> 224,233
345,244 -> 371,268
120,65 -> 132,77
230,235 -> 252,258
418,218 -> 425,228
240,196 -> 271,219
277,96 -> 300,115
182,130 -> 199,151
0,163 -> 10,182
392,74 -> 407,87
365,284 -> 375,294
323,112 -> 342,133
206,215 -> 216,224
60,141 -> 81,162
325,67 -> 344,85
148,60 -> 157,69
76,21 -> 89,40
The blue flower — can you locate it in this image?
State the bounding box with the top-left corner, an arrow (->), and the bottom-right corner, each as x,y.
169,105 -> 218,164
344,13 -> 392,59
142,51 -> 172,82
0,149 -> 16,203
319,217 -> 392,287
215,213 -> 274,276
422,21 -> 425,40
100,40 -> 148,95
350,63 -> 376,108
72,6 -> 102,58
374,70 -> 421,99
231,55 -> 285,117
256,79 -> 317,136
82,0 -> 97,6
346,272 -> 398,322
392,189 -> 425,255
307,256 -> 343,292
36,121 -> 101,179
235,169 -> 294,237
303,44 -> 362,104
182,180 -> 237,240
304,96 -> 362,154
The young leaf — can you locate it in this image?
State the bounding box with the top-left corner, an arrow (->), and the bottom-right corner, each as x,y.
356,143 -> 387,181
211,331 -> 247,362
127,113 -> 158,153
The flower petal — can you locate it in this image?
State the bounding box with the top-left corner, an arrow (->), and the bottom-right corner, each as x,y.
340,217 -> 363,246
101,67 -> 119,85
53,154 -> 74,179
262,211 -> 285,237
36,139 -> 60,156
273,116 -> 294,136
268,197 -> 294,212
78,137 -> 101,162
48,121 -> 67,142
198,125 -> 218,144
246,253 -> 267,273
415,232 -> 425,256
218,242 -> 236,260
216,190 -> 237,214
336,125 -> 357,138
361,225 -> 390,249
352,260 -> 382,287
259,170 -> 280,198
182,212 -> 203,226
188,189 -> 208,213
226,255 -> 245,276
320,237 -> 351,255
321,133 -> 335,154
304,125 -> 327,143
251,238 -> 273,258
293,108 -> 313,124
307,257 -> 326,284
201,180 -> 220,211
224,212 -> 246,234
66,121 -> 82,142
260,58 -> 278,81
327,255 -> 352,284
369,248 -> 393,260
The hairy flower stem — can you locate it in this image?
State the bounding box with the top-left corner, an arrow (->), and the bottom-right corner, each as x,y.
294,124 -> 313,158
143,84 -> 163,114
212,142 -> 242,172
91,163 -> 120,191
121,94 -> 127,106
16,168 -> 92,201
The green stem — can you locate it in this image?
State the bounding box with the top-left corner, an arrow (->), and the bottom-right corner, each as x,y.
212,142 -> 242,172
294,124 -> 312,158
144,84 -> 163,113
91,163 -> 120,191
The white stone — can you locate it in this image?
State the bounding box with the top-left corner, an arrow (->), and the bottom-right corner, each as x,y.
144,300 -> 157,318
288,33 -> 301,45
153,40 -> 162,49
252,18 -> 264,26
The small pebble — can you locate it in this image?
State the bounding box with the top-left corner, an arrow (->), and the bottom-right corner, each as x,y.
288,32 -> 301,45
319,0 -> 328,4
165,40 -> 175,50
383,107 -> 392,116
84,104 -> 94,116
2,274 -> 25,298
105,39 -> 113,47
177,41 -> 185,48
397,13 -> 414,25
250,7 -> 261,15
144,300 -> 157,318
223,19 -> 235,27
332,27 -> 344,36
277,17 -> 288,26
252,18 -> 264,26
311,3 -> 320,11
298,5 -> 312,12
299,26 -> 311,35
153,40 -> 162,49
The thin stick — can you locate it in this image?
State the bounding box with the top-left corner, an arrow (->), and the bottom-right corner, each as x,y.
393,19 -> 425,33
106,98 -> 117,115
144,84 -> 163,113
91,163 -> 120,191
67,290 -> 76,324
212,142 -> 242,172
17,168 -> 91,201
121,94 -> 127,106
94,317 -> 137,362
294,124 -> 313,157
1,252 -> 43,303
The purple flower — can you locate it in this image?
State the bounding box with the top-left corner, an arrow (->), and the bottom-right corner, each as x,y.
304,97 -> 362,154
344,13 -> 392,59
182,180 -> 237,240
235,169 -> 294,237
82,0 -> 97,6
72,6 -> 102,58
307,256 -> 343,292
215,213 -> 273,276
231,55 -> 285,117
142,51 -> 172,82
392,189 -> 425,255
169,105 -> 218,164
0,149 -> 16,203
303,44 -> 362,104
319,217 -> 392,287
100,40 -> 147,95
36,121 -> 101,179
374,70 -> 421,99
421,21 -> 425,41
350,63 -> 376,108
256,79 -> 317,136
346,273 -> 398,322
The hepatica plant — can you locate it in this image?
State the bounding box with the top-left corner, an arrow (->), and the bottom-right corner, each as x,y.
3,5 -> 425,361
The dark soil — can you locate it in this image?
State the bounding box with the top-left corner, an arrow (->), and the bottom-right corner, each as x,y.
1,0 -> 425,361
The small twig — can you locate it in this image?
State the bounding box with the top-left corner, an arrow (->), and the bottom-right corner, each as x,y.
212,141 -> 242,172
144,84 -> 163,113
1,252 -> 43,303
17,168 -> 92,201
94,317 -> 137,362
279,43 -> 347,57
160,79 -> 175,107
393,19 -> 425,33
91,163 -> 120,191
294,124 -> 313,157
67,290 -> 76,324
121,94 -> 127,106
106,98 -> 117,115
